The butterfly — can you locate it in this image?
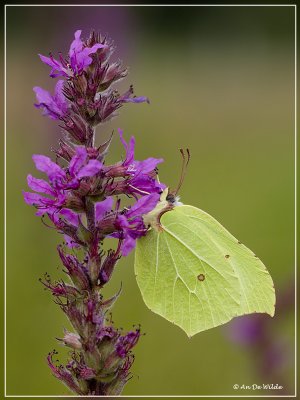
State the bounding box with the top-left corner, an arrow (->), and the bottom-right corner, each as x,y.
134,150 -> 275,337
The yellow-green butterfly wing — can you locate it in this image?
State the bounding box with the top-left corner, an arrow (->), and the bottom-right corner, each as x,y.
134,205 -> 275,337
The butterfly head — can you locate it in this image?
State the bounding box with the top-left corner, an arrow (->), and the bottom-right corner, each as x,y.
166,192 -> 182,206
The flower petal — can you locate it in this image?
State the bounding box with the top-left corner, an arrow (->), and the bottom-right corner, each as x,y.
53,80 -> 69,114
121,236 -> 137,256
77,159 -> 103,179
69,147 -> 87,176
33,86 -> 52,106
122,96 -> 149,104
69,30 -> 83,56
38,54 -> 68,78
130,175 -> 164,195
95,197 -> 114,224
59,208 -> 80,227
119,129 -> 135,166
32,155 -> 66,181
23,191 -> 47,206
69,30 -> 106,73
34,81 -> 68,120
127,193 -> 160,219
134,157 -> 163,175
27,174 -> 56,196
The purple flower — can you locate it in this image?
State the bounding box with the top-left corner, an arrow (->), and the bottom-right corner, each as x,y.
47,351 -> 79,390
95,197 -> 114,224
116,328 -> 141,358
95,194 -> 160,256
105,130 -> 165,197
33,80 -> 69,120
23,147 -> 102,215
57,245 -> 90,290
49,197 -> 114,250
69,30 -> 106,75
119,129 -> 164,178
96,326 -> 118,342
23,176 -> 65,216
49,208 -> 82,248
115,193 -> 160,256
118,85 -> 149,105
126,192 -> 160,218
59,208 -> 80,226
90,86 -> 149,126
35,147 -> 102,190
68,146 -> 103,181
122,96 -> 149,104
121,130 -> 165,196
39,30 -> 106,78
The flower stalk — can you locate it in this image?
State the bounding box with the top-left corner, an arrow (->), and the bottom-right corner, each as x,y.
24,29 -> 165,395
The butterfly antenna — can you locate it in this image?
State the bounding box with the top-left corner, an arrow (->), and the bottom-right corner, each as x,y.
174,148 -> 190,195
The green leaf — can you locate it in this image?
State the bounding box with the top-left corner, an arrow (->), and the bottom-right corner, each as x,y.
134,205 -> 275,337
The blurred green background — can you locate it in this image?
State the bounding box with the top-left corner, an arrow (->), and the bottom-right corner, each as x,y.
6,5 -> 295,396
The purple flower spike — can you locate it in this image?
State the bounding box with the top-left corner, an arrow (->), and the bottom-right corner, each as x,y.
26,28 -> 168,396
33,80 -> 69,120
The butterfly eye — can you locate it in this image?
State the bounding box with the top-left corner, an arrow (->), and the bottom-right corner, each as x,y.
166,193 -> 176,204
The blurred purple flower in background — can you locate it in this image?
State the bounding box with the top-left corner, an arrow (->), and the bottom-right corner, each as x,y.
225,280 -> 294,394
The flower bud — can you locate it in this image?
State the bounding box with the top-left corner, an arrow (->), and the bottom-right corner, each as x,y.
60,330 -> 82,350
54,140 -> 76,162
65,193 -> 85,211
99,250 -> 120,284
57,246 -> 90,290
62,115 -> 88,144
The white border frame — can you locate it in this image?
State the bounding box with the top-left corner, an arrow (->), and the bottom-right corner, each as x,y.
3,3 -> 297,398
